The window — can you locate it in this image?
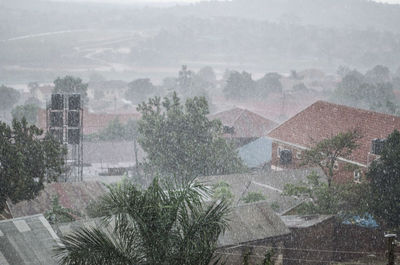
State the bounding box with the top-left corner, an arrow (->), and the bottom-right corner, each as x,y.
354,170 -> 362,184
277,146 -> 283,158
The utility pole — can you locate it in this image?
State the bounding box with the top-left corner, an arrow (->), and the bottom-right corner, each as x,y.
385,233 -> 396,265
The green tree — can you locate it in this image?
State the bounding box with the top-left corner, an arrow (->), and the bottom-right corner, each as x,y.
283,171 -> 368,215
137,93 -> 246,180
367,130 -> 400,229
0,85 -> 20,114
212,181 -> 234,202
241,192 -> 266,204
0,118 -> 66,212
302,129 -> 361,187
55,178 -> 229,265
256,72 -> 282,97
125,78 -> 156,105
11,104 -> 39,124
53,76 -> 88,104
45,195 -> 80,224
223,71 -> 255,99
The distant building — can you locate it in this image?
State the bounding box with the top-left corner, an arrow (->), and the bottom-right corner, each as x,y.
209,107 -> 278,146
268,100 -> 400,182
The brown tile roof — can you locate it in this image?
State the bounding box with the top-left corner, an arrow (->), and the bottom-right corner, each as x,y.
8,181 -> 106,219
209,108 -> 278,138
268,100 -> 400,165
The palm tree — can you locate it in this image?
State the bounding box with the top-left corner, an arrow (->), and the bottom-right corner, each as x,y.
54,178 -> 230,265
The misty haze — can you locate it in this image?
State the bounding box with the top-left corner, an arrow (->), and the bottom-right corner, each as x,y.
1,0 -> 400,265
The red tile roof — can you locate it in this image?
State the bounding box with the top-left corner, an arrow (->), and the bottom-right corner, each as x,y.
268,101 -> 400,165
209,108 -> 278,138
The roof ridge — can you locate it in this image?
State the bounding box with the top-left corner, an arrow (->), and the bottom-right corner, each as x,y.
233,108 -> 246,125
315,100 -> 400,119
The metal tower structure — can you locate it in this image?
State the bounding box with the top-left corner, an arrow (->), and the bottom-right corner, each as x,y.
47,94 -> 83,182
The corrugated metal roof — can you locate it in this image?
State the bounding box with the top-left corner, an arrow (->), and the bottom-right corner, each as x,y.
8,181 -> 107,219
0,214 -> 60,265
280,215 -> 334,228
218,201 -> 290,247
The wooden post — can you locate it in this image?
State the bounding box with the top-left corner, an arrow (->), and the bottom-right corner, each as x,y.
385,233 -> 396,265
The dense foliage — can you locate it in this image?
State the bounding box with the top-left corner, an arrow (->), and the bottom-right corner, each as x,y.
367,130 -> 400,229
241,192 -> 267,204
11,104 -> 39,124
137,93 -> 246,180
125,78 -> 156,105
283,172 -> 368,216
55,178 -> 229,265
0,85 -> 20,113
0,118 -> 66,212
333,65 -> 400,115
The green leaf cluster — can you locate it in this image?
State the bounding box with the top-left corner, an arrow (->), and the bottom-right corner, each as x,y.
0,118 -> 66,212
11,104 -> 39,125
212,181 -> 234,202
367,129 -> 400,229
283,171 -> 369,216
302,129 -> 361,186
241,192 -> 267,204
45,195 -> 80,224
0,85 -> 20,112
55,178 -> 230,265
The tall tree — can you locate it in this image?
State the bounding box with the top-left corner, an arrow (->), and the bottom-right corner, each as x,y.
255,72 -> 282,97
367,130 -> 400,229
125,78 -> 156,105
55,178 -> 229,265
223,71 -> 255,99
0,85 -> 20,115
0,118 -> 66,212
53,76 -> 88,104
301,129 -> 361,187
137,93 -> 246,180
11,104 -> 39,124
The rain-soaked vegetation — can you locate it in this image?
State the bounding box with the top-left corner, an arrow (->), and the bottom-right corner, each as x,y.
1,0 -> 400,264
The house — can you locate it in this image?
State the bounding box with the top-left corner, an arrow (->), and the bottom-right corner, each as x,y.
268,100 -> 400,182
0,214 -> 61,265
8,181 -> 106,219
209,107 -> 278,146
